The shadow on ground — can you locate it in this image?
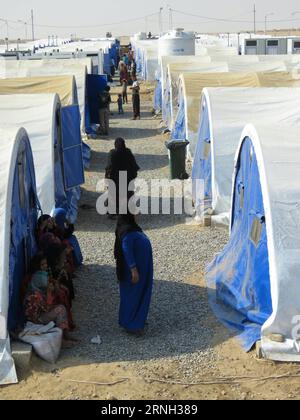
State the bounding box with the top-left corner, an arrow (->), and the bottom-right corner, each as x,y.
77,192 -> 193,233
16,264 -> 231,377
85,151 -> 168,174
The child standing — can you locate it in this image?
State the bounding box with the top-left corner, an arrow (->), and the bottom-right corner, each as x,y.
117,94 -> 124,114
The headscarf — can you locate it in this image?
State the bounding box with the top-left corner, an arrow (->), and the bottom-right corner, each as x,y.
52,208 -> 67,229
38,214 -> 51,229
105,138 -> 140,184
37,214 -> 53,238
114,214 -> 142,281
27,253 -> 49,295
28,271 -> 49,295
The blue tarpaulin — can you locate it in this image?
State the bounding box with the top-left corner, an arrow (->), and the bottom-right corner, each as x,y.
171,98 -> 186,141
61,105 -> 85,222
8,138 -> 39,332
153,80 -> 162,113
86,74 -> 108,125
206,137 -> 272,351
192,102 -> 212,207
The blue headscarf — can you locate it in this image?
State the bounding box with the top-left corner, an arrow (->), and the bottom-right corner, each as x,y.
52,208 -> 67,229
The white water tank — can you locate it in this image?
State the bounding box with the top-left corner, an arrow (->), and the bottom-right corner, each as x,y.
159,28 -> 195,57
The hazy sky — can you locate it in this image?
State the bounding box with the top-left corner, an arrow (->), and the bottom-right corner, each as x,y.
1,0 -> 300,39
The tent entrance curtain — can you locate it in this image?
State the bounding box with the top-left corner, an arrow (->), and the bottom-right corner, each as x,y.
86,74 -> 108,127
60,105 -> 85,190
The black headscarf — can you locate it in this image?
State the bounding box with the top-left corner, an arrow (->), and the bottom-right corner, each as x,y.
114,214 -> 142,281
105,137 -> 140,183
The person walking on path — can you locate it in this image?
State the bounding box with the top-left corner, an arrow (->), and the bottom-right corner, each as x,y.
122,79 -> 128,104
98,86 -> 111,136
119,61 -> 128,86
105,138 -> 140,217
131,59 -> 137,79
117,94 -> 124,115
114,214 -> 154,336
130,77 -> 141,120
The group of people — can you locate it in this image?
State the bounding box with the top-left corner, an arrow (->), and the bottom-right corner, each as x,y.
105,138 -> 154,336
98,54 -> 141,135
22,209 -> 83,348
118,53 -> 140,120
19,136 -> 153,351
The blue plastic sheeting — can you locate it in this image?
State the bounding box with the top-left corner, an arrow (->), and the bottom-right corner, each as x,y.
84,101 -> 94,136
206,137 -> 272,351
54,117 -> 68,212
136,50 -> 143,73
153,80 -> 162,112
86,74 -> 108,125
192,103 -> 212,206
163,85 -> 173,129
65,186 -> 81,224
54,158 -> 68,211
103,53 -> 111,74
171,98 -> 186,140
60,105 -> 85,223
82,141 -> 91,169
61,105 -> 85,190
109,44 -> 118,65
8,139 -> 39,331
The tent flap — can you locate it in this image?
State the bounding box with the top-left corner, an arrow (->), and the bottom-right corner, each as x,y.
86,74 -> 108,125
61,105 -> 85,190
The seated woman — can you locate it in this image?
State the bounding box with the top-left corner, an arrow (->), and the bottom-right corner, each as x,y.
52,208 -> 83,268
36,215 -> 56,242
24,253 -> 76,346
46,243 -> 76,305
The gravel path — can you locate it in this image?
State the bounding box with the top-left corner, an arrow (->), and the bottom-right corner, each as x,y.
69,94 -> 229,382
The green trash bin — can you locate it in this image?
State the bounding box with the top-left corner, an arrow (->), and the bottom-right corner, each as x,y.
165,139 -> 190,180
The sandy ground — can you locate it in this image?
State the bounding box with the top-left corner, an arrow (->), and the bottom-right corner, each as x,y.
1,83 -> 300,400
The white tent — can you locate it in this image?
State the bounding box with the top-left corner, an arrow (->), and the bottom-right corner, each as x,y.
228,61 -> 287,72
0,127 -> 38,385
0,75 -> 77,107
206,46 -> 238,56
206,122 -> 300,361
163,62 -> 229,128
0,94 -> 62,215
0,59 -> 91,133
156,55 -> 212,113
212,55 -> 260,63
192,86 -> 300,226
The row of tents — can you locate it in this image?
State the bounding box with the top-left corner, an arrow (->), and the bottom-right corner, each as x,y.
144,48 -> 300,362
0,48 -> 114,384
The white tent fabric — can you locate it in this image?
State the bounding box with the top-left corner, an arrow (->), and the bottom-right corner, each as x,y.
234,123 -> 300,361
0,127 -> 30,385
159,56 -> 212,112
198,87 -> 300,225
0,75 -> 77,107
0,59 -> 90,132
206,46 -> 238,56
228,61 -> 287,72
0,94 -> 59,214
212,55 -> 260,63
259,54 -> 300,62
164,62 -> 229,128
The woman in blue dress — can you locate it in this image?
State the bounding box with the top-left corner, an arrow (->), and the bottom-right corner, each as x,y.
114,214 -> 153,335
